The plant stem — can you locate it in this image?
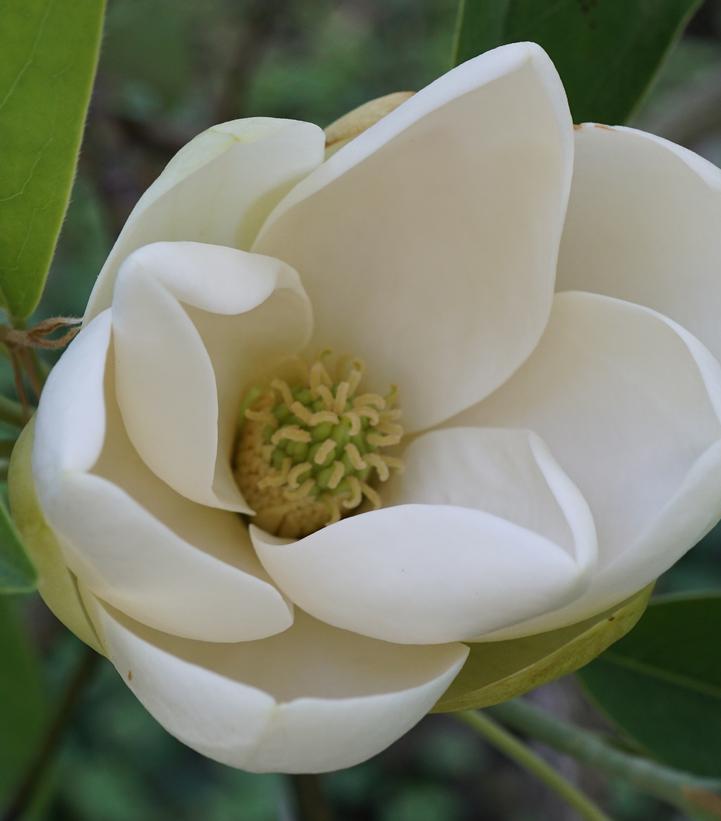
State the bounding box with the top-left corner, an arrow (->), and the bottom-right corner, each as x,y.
458,710 -> 611,821
486,699 -> 721,820
0,395 -> 28,429
288,774 -> 334,821
2,647 -> 101,821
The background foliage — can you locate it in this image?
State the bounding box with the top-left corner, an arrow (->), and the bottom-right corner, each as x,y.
3,0 -> 721,819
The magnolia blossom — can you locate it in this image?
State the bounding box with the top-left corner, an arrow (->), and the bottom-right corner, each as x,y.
19,42 -> 721,772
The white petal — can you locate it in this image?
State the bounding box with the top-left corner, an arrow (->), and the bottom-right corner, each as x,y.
452,291 -> 721,636
112,241 -> 312,510
85,594 -> 468,773
85,118 -> 325,321
253,43 -> 573,432
252,427 -> 596,645
558,125 -> 721,363
33,311 -> 293,642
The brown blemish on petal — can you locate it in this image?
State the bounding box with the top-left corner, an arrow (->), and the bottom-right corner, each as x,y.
127,670 -> 133,682
594,123 -> 614,131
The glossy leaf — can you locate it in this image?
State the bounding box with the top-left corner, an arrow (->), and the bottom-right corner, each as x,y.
452,0 -> 702,123
0,492 -> 36,594
0,0 -> 105,320
0,596 -> 46,811
579,593 -> 721,778
434,585 -> 651,712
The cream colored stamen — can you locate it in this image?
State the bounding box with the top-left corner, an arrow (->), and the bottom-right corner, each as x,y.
233,353 -> 404,538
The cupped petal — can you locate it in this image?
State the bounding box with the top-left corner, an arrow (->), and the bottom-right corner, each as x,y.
252,427 -> 596,645
253,43 -> 573,432
112,241 -> 312,510
84,593 -> 468,773
558,124 -> 721,362
452,291 -> 721,637
85,118 -> 325,321
33,311 -> 293,642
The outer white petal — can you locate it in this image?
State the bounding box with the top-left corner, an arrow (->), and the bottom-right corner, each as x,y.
557,125 -> 721,363
33,311 -> 293,642
112,241 -> 312,510
452,291 -> 721,637
253,43 -> 573,432
85,593 -> 468,773
252,427 -> 596,644
85,118 -> 325,321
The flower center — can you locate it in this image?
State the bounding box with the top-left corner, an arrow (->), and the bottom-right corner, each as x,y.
233,354 -> 404,538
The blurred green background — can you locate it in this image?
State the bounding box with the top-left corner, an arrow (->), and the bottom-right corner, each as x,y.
8,1 -> 721,818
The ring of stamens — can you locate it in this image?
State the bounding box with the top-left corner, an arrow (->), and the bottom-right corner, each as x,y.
233,354 -> 404,538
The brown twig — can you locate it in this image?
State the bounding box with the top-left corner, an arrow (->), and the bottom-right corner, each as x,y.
0,317 -> 82,351
289,774 -> 334,821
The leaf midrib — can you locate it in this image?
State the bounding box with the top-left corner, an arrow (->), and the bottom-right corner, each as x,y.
601,651 -> 721,701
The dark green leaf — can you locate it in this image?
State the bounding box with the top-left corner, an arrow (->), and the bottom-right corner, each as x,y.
0,596 -> 47,811
0,495 -> 36,593
579,593 -> 721,778
0,0 -> 106,320
434,586 -> 651,712
453,0 -> 702,123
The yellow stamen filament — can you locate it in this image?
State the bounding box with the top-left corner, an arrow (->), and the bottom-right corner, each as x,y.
308,410 -> 340,425
344,443 -> 367,470
284,478 -> 315,500
361,482 -> 382,508
271,425 -> 312,445
343,410 -> 362,435
347,363 -> 365,395
310,361 -> 332,393
354,393 -> 386,410
356,406 -> 380,425
377,421 -> 404,436
258,457 -> 291,488
327,461 -> 345,490
290,401 -> 314,425
365,453 -> 390,481
334,381 -> 350,414
342,476 -> 362,509
314,439 -> 336,465
382,455 -> 404,472
270,379 -> 294,408
367,432 -> 402,447
316,384 -> 335,408
245,408 -> 273,423
287,462 -> 312,489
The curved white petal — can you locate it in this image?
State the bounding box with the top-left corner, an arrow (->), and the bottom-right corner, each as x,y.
112,241 -> 312,510
85,118 -> 325,321
558,125 -> 721,364
33,311 -> 293,642
85,593 -> 468,773
252,427 -> 596,644
452,291 -> 721,636
254,43 -> 573,432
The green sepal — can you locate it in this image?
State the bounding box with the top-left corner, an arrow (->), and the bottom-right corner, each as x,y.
434,585 -> 652,712
8,420 -> 104,654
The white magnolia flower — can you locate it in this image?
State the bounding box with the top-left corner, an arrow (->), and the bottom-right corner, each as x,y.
16,42 -> 721,772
